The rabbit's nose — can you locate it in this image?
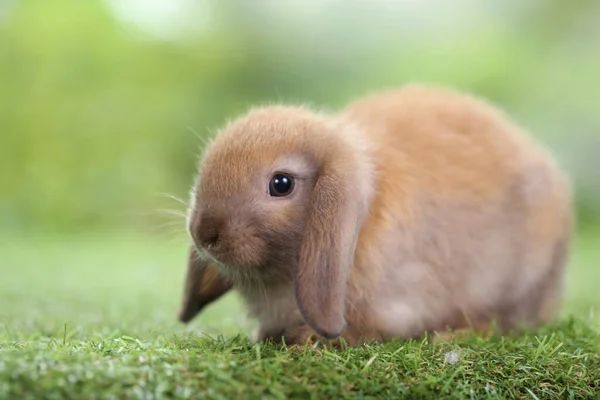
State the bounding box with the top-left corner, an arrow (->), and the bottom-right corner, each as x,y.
197,215 -> 225,248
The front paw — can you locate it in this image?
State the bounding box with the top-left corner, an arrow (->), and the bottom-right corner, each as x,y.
257,324 -> 313,346
257,324 -> 346,350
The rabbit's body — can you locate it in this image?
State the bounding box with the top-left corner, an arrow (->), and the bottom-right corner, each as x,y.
179,84 -> 572,346
342,86 -> 571,342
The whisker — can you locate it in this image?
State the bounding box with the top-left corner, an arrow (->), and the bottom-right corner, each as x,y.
149,229 -> 187,241
149,218 -> 187,235
150,221 -> 186,231
153,209 -> 188,219
187,126 -> 210,148
155,192 -> 189,207
124,209 -> 188,220
163,235 -> 191,247
150,224 -> 189,239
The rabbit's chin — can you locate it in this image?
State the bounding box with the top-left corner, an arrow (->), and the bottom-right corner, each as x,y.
203,252 -> 258,272
203,249 -> 295,288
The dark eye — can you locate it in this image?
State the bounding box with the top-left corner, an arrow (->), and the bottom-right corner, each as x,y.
269,174 -> 295,197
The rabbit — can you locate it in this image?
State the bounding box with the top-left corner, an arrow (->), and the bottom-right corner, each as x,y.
177,83 -> 573,348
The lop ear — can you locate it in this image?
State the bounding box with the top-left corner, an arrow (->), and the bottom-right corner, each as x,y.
294,169 -> 365,339
178,244 -> 232,323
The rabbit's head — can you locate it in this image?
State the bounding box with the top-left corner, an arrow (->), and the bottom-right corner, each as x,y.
184,105 -> 375,338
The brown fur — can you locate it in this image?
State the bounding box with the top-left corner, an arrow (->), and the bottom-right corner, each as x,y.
178,83 -> 573,348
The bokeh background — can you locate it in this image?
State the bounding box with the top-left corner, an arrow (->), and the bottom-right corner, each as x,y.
1,0 -> 599,338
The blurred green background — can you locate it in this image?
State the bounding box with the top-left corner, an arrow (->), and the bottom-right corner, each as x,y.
0,0 -> 599,336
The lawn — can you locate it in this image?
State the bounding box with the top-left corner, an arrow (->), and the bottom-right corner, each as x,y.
1,228 -> 599,399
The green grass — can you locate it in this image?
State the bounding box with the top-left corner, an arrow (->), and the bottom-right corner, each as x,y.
1,229 -> 599,399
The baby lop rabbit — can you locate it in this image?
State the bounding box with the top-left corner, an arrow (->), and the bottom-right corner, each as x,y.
178,84 -> 573,347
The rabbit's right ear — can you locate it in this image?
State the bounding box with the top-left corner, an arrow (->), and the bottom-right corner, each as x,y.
178,244 -> 232,323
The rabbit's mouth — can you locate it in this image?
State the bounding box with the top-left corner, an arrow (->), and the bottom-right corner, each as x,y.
196,243 -> 221,264
194,234 -> 268,272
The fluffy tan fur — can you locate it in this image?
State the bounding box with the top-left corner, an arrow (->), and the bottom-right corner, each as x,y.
178,84 -> 573,347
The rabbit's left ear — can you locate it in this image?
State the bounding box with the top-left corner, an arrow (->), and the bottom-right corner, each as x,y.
294,166 -> 366,340
178,244 -> 232,323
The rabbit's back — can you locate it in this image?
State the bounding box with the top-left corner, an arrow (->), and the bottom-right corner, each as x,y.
343,84 -> 555,201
